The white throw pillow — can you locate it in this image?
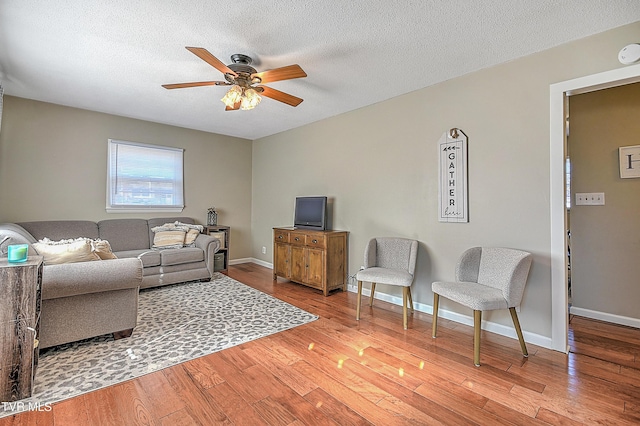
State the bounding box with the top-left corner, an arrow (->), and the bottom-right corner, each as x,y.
91,239 -> 118,260
152,230 -> 187,249
33,238 -> 100,265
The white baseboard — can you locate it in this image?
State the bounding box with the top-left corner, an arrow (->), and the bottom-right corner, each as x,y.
234,260 -> 554,349
229,258 -> 273,269
570,306 -> 640,329
346,283 -> 553,350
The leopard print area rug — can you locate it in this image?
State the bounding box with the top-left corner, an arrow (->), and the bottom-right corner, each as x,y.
1,273 -> 318,418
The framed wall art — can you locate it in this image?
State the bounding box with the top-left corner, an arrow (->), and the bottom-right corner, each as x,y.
619,145 -> 640,178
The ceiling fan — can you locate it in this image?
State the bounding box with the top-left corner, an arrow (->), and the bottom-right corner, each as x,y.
162,47 -> 307,111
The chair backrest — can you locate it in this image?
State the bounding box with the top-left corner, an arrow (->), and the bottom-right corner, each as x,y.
364,237 -> 418,274
455,247 -> 532,307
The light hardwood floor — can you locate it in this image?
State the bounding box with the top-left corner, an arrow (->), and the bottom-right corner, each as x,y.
2,263 -> 639,425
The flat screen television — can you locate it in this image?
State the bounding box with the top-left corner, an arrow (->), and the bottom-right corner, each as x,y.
294,196 -> 327,230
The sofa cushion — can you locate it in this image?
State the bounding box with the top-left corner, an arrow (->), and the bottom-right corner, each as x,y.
19,220 -> 99,241
160,247 -> 204,266
98,219 -> 150,251
114,249 -> 161,268
33,238 -> 100,265
160,261 -> 207,273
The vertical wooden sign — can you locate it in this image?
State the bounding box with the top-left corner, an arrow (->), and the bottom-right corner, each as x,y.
438,129 -> 468,222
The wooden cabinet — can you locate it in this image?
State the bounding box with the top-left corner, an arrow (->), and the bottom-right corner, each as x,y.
204,225 -> 230,274
0,256 -> 43,401
273,227 -> 348,296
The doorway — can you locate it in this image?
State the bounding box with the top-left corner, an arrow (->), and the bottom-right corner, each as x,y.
566,83 -> 640,327
549,63 -> 640,353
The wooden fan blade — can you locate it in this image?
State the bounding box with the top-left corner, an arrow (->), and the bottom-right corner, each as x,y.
225,101 -> 241,111
162,81 -> 230,89
258,86 -> 303,107
252,64 -> 307,84
186,47 -> 237,76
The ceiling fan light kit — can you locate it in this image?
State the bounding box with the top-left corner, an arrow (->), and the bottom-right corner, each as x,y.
163,47 -> 307,111
221,85 -> 261,110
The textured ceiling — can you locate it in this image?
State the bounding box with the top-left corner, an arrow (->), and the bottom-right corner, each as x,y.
1,1 -> 639,140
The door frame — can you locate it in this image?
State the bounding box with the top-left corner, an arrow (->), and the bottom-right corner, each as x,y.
549,63 -> 640,352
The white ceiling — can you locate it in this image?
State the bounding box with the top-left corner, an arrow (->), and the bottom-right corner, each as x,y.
1,1 -> 639,140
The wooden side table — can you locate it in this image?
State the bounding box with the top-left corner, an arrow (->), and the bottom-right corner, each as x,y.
204,225 -> 230,274
0,256 -> 43,401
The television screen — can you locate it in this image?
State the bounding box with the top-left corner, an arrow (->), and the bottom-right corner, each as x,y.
294,196 -> 327,230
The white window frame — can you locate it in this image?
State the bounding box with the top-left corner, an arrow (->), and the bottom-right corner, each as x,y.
107,139 -> 184,213
565,157 -> 571,209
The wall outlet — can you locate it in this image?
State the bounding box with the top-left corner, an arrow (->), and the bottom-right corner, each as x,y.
575,192 -> 605,205
261,246 -> 267,254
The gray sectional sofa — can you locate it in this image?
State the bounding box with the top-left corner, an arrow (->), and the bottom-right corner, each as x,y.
0,217 -> 220,348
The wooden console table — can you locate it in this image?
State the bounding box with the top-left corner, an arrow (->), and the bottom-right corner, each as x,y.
0,256 -> 43,401
273,227 -> 348,296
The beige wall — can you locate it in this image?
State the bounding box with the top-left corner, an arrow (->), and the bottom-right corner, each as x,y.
251,21 -> 640,341
569,82 -> 640,320
0,96 -> 253,259
1,21 -> 638,345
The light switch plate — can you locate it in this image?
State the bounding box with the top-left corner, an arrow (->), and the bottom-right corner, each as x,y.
575,192 -> 605,205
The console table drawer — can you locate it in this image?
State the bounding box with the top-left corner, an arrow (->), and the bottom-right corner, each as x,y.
274,230 -> 290,243
289,233 -> 306,246
305,234 -> 326,248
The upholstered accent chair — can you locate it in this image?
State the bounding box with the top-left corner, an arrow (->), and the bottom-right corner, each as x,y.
431,247 -> 533,366
356,237 -> 419,329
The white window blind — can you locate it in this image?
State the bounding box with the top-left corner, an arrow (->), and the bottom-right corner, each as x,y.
107,139 -> 184,212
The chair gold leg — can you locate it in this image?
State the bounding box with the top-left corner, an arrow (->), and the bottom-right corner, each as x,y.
356,281 -> 363,321
402,287 -> 408,329
474,310 -> 482,366
509,307 -> 528,357
407,287 -> 414,314
432,293 -> 439,338
369,283 -> 376,306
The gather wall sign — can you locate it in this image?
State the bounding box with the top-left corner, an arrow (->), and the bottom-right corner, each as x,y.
438,128 -> 468,223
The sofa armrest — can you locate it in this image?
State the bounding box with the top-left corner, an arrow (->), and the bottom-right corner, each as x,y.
42,258 -> 143,300
194,234 -> 220,276
0,223 -> 38,256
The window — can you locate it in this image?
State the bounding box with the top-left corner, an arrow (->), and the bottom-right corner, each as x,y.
565,157 -> 571,209
107,139 -> 184,212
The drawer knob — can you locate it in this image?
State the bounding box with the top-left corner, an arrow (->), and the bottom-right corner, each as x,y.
312,239 -> 318,244
295,237 -> 300,241
278,235 -> 283,239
